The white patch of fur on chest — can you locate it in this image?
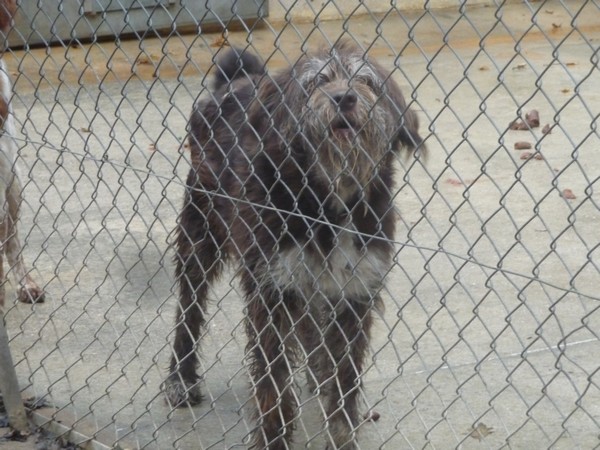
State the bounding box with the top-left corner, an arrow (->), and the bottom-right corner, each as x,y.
269,227 -> 390,301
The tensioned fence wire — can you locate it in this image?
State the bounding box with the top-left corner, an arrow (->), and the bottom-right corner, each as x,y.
1,0 -> 599,448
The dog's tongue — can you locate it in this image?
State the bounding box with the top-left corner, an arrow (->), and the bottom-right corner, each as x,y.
331,117 -> 355,140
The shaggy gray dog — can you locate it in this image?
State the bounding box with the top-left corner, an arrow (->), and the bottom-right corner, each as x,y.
165,41 -> 423,449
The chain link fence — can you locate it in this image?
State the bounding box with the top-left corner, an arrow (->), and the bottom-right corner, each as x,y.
1,0 -> 599,448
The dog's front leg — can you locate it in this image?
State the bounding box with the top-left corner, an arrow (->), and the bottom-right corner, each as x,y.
165,188 -> 225,407
320,297 -> 374,450
245,285 -> 300,450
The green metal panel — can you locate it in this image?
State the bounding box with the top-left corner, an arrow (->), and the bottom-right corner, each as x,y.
7,0 -> 268,47
86,0 -> 174,13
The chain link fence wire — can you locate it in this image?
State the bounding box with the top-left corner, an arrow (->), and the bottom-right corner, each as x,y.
1,0 -> 599,448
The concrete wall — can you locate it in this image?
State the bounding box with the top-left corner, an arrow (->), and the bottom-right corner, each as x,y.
267,0 -> 500,22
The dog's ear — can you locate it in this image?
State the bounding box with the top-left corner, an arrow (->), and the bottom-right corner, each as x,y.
382,74 -> 424,152
249,67 -> 306,133
368,58 -> 424,152
0,0 -> 17,33
397,104 -> 423,151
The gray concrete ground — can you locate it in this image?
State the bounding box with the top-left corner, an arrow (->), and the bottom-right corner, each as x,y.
2,1 -> 600,449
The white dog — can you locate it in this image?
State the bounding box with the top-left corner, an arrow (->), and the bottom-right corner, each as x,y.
0,0 -> 44,307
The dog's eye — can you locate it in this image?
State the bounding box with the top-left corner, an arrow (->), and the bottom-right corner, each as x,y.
355,75 -> 380,92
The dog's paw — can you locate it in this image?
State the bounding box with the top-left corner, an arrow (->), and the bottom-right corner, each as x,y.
163,377 -> 203,408
17,284 -> 45,304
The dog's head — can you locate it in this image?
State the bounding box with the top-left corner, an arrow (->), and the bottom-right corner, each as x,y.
297,42 -> 422,148
254,41 -> 423,188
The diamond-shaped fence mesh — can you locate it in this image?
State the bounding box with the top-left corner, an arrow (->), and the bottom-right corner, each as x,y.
0,0 -> 599,449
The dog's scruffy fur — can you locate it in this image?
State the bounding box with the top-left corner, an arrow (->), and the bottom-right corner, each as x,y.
165,41 -> 423,449
0,0 -> 44,307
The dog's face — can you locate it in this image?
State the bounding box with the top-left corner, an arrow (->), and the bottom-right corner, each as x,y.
299,47 -> 395,145
257,42 -> 422,192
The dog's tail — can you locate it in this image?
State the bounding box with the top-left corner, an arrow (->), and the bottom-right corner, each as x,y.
213,47 -> 265,90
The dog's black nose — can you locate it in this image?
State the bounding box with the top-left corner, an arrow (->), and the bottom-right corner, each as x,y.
332,92 -> 357,111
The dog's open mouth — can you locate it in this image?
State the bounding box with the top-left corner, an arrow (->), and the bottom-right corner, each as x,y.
330,116 -> 357,140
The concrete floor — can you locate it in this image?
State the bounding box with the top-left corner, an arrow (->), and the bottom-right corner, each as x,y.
2,1 -> 600,448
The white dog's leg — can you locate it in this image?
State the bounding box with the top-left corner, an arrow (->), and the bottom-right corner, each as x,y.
0,59 -> 45,305
4,174 -> 44,304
